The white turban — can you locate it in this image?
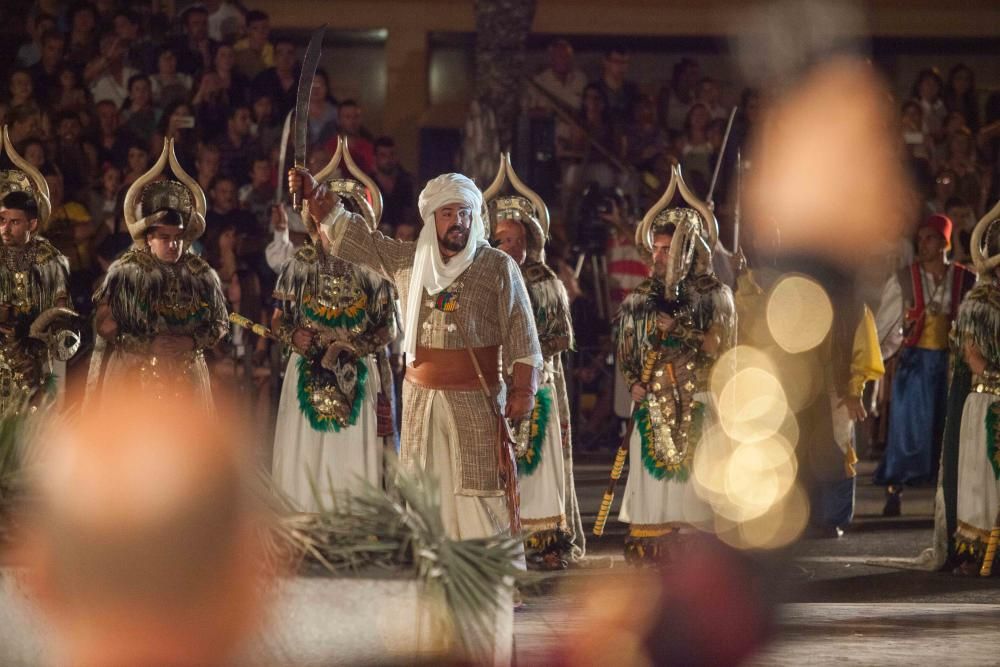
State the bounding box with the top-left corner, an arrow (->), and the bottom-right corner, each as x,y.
403,173 -> 487,360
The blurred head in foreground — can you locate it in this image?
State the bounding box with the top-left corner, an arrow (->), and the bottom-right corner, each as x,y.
746,58 -> 915,270
15,383 -> 272,667
547,535 -> 773,667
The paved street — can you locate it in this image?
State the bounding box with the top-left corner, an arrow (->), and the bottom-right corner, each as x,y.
516,460 -> 1000,664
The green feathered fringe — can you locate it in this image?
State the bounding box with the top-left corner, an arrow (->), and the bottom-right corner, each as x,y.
517,385 -> 552,477
296,356 -> 367,433
985,402 -> 1000,479
302,295 -> 368,330
637,401 -> 704,481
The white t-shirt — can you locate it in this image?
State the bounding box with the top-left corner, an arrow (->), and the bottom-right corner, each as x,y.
90,67 -> 139,108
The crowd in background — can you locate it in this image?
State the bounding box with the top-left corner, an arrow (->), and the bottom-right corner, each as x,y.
0,1 -> 417,408
521,40 -> 1000,451
2,1 -> 999,449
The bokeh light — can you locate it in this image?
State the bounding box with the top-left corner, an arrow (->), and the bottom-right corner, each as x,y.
765,274 -> 833,354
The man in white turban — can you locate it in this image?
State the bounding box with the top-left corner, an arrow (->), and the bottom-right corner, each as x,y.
291,169 -> 540,665
289,169 -> 542,537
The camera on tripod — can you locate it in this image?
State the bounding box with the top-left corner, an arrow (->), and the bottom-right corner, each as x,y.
576,184 -> 629,255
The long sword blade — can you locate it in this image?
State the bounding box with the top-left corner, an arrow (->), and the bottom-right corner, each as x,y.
291,25 -> 326,210
275,110 -> 293,205
706,105 -> 739,207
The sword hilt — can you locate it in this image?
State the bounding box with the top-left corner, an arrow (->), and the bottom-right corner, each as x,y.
980,527 -> 1000,576
228,313 -> 278,341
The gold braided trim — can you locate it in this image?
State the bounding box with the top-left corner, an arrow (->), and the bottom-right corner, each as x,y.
522,514 -> 566,532
628,522 -> 685,538
957,520 -> 992,543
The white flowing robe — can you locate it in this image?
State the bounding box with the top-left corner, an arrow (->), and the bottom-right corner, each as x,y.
272,353 -> 383,511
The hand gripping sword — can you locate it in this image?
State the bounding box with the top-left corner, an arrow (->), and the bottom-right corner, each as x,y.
593,343 -> 660,537
291,25 -> 326,213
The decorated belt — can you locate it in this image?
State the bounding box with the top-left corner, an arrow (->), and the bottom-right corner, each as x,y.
405,345 -> 500,391
973,376 -> 1000,397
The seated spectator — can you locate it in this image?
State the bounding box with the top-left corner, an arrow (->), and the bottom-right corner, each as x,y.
213,42 -> 251,107
562,84 -> 622,231
679,102 -> 714,194
169,5 -> 217,77
523,38 -> 586,167
901,99 -> 932,162
87,162 -> 123,238
206,0 -> 246,43
329,99 -> 375,174
945,63 -> 979,132
52,66 -> 91,117
192,70 -> 230,139
121,74 -> 161,143
28,30 -> 65,106
206,175 -> 273,289
150,46 -> 194,109
65,2 -> 100,74
19,138 -> 47,170
250,91 -> 281,152
943,127 -> 986,214
912,68 -> 947,146
3,69 -> 39,120
52,110 -> 98,200
659,57 -> 701,132
372,136 -> 415,233
91,99 -> 129,166
238,154 -> 276,232
46,166 -> 99,315
7,104 -> 47,145
946,196 -> 977,263
926,166 -> 958,214
251,38 -> 298,120
113,9 -> 157,74
89,32 -> 138,109
151,101 -> 200,173
196,142 -> 222,192
122,140 -> 150,187
216,104 -> 255,186
308,69 -> 339,147
593,47 -> 640,131
15,13 -> 57,68
624,94 -> 668,173
695,76 -> 730,120
206,221 -> 240,284
234,10 -> 274,80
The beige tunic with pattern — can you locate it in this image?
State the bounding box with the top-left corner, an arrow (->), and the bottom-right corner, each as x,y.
326,208 -> 542,503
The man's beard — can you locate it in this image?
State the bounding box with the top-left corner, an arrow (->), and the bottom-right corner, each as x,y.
439,226 -> 469,253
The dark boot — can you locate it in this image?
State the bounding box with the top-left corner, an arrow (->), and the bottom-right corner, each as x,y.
882,486 -> 901,517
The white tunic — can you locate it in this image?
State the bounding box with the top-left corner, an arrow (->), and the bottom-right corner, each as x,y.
619,392 -> 716,532
956,392 -> 1000,543
272,353 -> 383,512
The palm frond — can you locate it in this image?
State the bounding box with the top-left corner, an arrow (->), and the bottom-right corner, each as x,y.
270,457 -> 528,655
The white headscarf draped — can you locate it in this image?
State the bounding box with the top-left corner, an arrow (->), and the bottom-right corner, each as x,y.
403,173 -> 487,360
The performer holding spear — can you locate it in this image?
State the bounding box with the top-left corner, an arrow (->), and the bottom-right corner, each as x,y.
601,165 -> 735,564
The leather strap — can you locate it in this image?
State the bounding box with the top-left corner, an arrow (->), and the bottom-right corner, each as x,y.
452,311 -> 504,422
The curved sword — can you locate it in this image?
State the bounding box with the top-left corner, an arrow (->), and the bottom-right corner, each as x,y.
291,25 -> 327,212
275,110 -> 293,206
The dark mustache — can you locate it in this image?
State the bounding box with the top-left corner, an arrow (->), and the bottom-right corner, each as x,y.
448,225 -> 468,234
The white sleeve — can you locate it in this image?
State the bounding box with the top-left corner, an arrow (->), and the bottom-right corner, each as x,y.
265,228 -> 295,273
874,274 -> 904,359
